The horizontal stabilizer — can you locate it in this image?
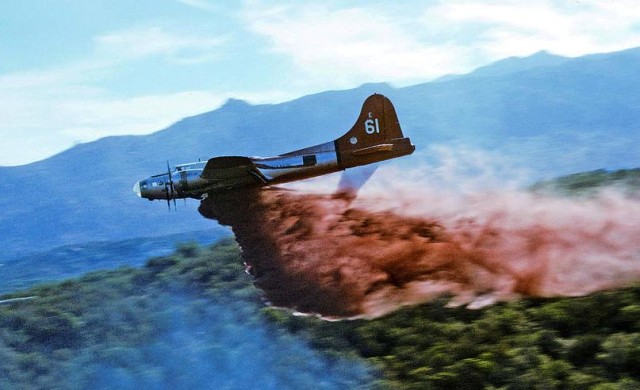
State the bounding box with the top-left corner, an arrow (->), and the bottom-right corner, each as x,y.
351,143 -> 394,155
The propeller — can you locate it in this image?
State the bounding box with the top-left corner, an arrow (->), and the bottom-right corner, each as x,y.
166,161 -> 177,210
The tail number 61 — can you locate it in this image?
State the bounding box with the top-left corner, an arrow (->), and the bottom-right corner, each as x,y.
364,118 -> 380,134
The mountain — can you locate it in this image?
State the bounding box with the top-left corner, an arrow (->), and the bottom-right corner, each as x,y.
434,50 -> 571,82
2,47 -> 640,258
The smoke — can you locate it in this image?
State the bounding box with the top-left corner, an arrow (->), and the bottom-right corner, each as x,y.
0,294 -> 373,389
199,170 -> 640,319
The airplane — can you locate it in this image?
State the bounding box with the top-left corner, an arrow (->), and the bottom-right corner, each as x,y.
133,93 -> 415,206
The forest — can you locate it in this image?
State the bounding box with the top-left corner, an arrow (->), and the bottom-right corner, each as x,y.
1,168 -> 640,389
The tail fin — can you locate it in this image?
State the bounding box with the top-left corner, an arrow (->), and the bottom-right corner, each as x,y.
335,94 -> 415,168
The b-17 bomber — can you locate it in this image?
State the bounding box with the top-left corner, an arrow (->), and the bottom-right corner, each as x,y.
133,94 -> 415,206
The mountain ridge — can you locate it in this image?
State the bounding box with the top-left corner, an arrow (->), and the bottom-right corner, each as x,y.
2,47 -> 640,258
434,50 -> 570,82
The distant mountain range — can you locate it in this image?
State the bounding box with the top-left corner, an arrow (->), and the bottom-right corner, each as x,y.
2,47 -> 640,259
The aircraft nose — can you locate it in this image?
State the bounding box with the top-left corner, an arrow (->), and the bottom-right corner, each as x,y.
133,181 -> 142,197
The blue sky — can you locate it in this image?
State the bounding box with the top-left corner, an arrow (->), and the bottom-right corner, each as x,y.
2,0 -> 640,166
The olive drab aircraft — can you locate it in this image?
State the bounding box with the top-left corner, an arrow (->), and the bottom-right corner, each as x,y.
133,94 -> 415,207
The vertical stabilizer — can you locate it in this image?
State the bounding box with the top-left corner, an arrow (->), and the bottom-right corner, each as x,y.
335,94 -> 414,168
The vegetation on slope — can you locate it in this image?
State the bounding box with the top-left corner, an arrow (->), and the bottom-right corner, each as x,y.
2,238 -> 640,389
0,239 -> 372,389
267,289 -> 640,389
530,168 -> 640,197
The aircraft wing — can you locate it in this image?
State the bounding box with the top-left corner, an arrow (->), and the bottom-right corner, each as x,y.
200,156 -> 268,190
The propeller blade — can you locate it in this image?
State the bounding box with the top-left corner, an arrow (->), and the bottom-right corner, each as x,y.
165,183 -> 171,210
167,161 -> 175,201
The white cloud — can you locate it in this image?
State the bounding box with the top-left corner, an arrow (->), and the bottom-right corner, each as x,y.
243,0 -> 640,87
0,82 -> 223,165
424,0 -> 640,58
0,24 -> 230,166
94,25 -> 226,64
0,55 -> 293,166
55,91 -> 223,139
177,0 -> 221,12
243,3 -> 474,86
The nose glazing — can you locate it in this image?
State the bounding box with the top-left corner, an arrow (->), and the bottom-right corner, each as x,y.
133,181 -> 141,197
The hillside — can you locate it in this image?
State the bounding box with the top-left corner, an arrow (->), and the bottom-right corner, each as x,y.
0,239 -> 374,389
2,47 -> 640,259
0,227 -> 230,294
531,168 -> 640,197
2,239 -> 640,389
